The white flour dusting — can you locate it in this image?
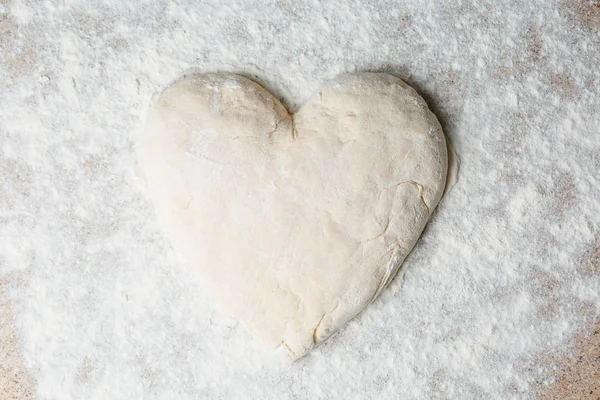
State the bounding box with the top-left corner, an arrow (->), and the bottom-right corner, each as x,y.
0,0 -> 599,399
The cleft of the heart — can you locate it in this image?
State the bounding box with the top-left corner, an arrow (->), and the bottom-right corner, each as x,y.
138,72 -> 448,360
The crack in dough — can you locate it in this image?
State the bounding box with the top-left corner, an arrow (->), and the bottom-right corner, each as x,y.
312,314 -> 326,344
312,303 -> 339,345
278,340 -> 296,358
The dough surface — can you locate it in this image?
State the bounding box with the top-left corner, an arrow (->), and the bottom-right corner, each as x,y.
138,73 -> 447,359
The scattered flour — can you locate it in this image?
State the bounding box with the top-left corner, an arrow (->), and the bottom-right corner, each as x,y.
0,0 -> 599,399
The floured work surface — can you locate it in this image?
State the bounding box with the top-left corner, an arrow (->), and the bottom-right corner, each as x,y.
0,0 -> 599,398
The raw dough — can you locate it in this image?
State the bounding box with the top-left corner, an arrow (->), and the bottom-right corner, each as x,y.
138,73 -> 447,359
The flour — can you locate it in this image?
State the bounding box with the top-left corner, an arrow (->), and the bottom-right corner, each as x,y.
0,0 -> 599,399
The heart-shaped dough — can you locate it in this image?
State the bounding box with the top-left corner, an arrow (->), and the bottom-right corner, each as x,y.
138,73 -> 447,359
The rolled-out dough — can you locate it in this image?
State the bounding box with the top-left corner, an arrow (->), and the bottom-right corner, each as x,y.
138,72 -> 448,359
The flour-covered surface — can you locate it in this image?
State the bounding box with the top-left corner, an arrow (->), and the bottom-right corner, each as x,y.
536,319 -> 600,399
0,0 -> 599,399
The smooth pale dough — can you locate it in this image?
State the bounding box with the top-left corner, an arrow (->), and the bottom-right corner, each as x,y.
138,73 -> 448,360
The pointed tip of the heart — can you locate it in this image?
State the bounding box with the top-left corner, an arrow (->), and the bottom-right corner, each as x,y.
273,338 -> 316,363
276,340 -> 299,360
